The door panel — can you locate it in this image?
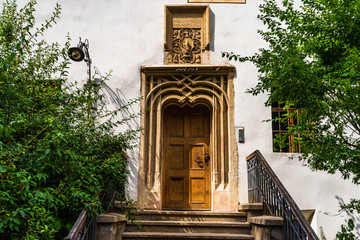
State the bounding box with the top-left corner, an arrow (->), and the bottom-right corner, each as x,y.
190,178 -> 206,203
190,113 -> 207,137
169,145 -> 185,170
169,177 -> 185,202
163,105 -> 210,210
169,113 -> 184,137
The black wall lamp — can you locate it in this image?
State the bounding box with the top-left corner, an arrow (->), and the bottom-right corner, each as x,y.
68,38 -> 92,84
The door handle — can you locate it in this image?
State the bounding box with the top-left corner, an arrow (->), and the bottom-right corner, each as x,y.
195,154 -> 204,168
203,152 -> 210,165
195,152 -> 210,168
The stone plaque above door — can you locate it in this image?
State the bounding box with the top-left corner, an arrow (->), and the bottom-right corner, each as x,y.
164,5 -> 210,65
188,0 -> 245,3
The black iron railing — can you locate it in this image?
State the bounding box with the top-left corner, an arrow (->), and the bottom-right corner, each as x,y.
66,185 -> 116,240
247,150 -> 319,240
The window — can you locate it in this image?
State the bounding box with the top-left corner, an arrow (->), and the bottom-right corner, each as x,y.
272,102 -> 300,153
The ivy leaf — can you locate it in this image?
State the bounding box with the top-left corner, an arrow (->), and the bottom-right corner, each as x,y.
19,210 -> 25,218
54,220 -> 61,231
66,222 -> 73,231
44,148 -> 50,155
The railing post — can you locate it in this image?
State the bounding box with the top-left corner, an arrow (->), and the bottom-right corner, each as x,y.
281,196 -> 288,240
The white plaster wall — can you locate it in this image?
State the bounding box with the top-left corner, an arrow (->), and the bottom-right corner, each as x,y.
10,0 -> 360,238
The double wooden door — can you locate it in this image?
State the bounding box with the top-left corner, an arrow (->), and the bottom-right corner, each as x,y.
162,105 -> 211,210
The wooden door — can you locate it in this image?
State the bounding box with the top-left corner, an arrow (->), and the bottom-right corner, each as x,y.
162,105 -> 211,210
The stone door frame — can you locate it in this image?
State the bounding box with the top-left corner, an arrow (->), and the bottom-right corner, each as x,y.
138,65 -> 238,212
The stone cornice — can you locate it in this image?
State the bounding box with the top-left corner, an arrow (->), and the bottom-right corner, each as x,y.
140,64 -> 236,74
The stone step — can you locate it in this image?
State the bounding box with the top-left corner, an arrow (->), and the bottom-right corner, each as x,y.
126,220 -> 251,234
129,210 -> 247,222
238,203 -> 264,221
122,232 -> 254,240
238,203 -> 263,212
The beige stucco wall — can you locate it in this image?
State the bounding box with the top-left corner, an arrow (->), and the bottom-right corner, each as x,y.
9,0 -> 360,238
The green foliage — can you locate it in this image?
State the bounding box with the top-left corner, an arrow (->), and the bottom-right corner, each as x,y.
0,1 -> 139,239
336,219 -> 356,240
336,198 -> 360,239
224,0 -> 360,237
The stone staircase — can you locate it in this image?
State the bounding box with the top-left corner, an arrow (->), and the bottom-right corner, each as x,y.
121,210 -> 255,240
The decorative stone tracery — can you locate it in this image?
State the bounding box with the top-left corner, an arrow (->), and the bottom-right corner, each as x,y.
138,65 -> 239,211
164,5 -> 210,65
172,28 -> 202,64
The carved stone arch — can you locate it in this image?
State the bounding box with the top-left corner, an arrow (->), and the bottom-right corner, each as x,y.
138,65 -> 238,212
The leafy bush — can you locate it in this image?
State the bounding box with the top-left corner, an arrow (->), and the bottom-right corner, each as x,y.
0,1 -> 138,239
223,0 -> 360,237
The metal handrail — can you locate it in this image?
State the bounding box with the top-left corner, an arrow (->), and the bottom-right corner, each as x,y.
65,185 -> 116,240
246,150 -> 319,240
66,210 -> 87,240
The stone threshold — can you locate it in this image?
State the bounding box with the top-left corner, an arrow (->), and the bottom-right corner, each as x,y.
127,220 -> 250,227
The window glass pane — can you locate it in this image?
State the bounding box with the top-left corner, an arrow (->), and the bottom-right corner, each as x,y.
271,101 -> 300,153
272,132 -> 280,152
272,112 -> 279,131
280,114 -> 287,130
272,102 -> 278,108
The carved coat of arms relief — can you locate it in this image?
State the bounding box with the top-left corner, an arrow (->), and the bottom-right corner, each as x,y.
172,28 -> 202,64
164,6 -> 210,65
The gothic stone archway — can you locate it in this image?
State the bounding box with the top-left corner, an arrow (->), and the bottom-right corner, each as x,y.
138,65 -> 238,212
